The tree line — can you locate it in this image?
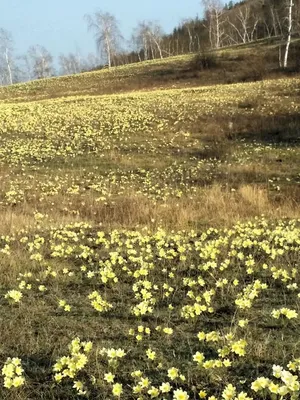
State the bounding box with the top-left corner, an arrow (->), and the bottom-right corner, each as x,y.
0,0 -> 299,85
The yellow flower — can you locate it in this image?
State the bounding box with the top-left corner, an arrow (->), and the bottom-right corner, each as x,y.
236,392 -> 252,400
268,382 -> 279,394
238,319 -> 248,328
197,332 -> 206,341
112,383 -> 123,397
58,299 -> 66,307
223,359 -> 232,367
139,377 -> 150,388
146,348 -> 156,360
148,386 -> 160,398
168,367 -> 179,380
54,373 -> 63,382
133,385 -> 142,394
131,370 -> 142,378
73,380 -> 84,392
222,383 -> 236,400
12,376 -> 25,388
173,388 -> 189,400
251,377 -> 270,392
193,352 -> 205,364
231,340 -> 247,357
104,372 -> 115,383
163,327 -> 173,335
160,382 -> 172,393
116,348 -> 126,358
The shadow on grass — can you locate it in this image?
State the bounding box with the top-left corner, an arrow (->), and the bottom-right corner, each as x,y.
233,113 -> 300,145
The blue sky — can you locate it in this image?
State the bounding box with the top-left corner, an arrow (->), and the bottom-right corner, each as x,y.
1,0 -> 202,61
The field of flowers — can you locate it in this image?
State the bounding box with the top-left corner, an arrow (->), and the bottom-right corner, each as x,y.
0,67 -> 299,399
0,54 -> 195,102
1,219 -> 300,399
0,77 -> 299,230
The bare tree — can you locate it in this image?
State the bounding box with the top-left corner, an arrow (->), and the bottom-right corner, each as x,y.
14,54 -> 31,82
180,19 -> 197,53
130,30 -> 143,61
269,3 -> 281,35
227,5 -> 261,44
59,52 -> 83,75
202,0 -> 226,49
85,52 -> 101,70
0,28 -> 14,85
27,45 -> 54,79
229,6 -> 250,43
132,21 -> 164,60
147,22 -> 164,59
85,11 -> 123,68
283,0 -> 294,68
132,21 -> 152,61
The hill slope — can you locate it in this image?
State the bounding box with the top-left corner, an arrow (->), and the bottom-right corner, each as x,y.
0,41 -> 299,400
1,37 -> 300,102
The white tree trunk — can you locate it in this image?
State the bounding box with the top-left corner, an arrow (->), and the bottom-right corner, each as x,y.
279,44 -> 282,68
5,48 -> 12,85
143,36 -> 148,60
283,0 -> 293,69
215,10 -> 220,48
105,36 -> 111,68
152,37 -> 163,59
186,26 -> 193,52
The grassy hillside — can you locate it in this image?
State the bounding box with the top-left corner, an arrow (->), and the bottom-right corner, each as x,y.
0,37 -> 299,103
0,42 -> 299,399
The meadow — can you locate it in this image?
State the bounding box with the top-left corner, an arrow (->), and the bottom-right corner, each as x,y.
0,48 -> 299,399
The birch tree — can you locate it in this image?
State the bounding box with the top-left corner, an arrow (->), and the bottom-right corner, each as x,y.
283,0 -> 294,68
202,0 -> 226,49
227,5 -> 261,44
85,11 -> 123,68
132,21 -> 164,60
59,52 -> 83,75
132,22 -> 151,60
27,45 -> 54,79
0,28 -> 14,85
181,19 -> 195,53
147,22 -> 164,59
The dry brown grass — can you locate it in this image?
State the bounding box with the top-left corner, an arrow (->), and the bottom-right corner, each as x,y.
2,184 -> 298,236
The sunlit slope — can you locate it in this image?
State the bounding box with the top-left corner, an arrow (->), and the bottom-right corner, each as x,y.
0,76 -> 299,232
0,77 -> 299,166
1,38 -> 299,103
0,55 -> 195,102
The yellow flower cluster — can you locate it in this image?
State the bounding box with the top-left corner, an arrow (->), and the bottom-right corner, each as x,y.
2,358 -> 25,389
128,324 -> 151,341
53,337 -> 92,394
88,291 -> 113,312
235,280 -> 268,309
4,290 -> 23,304
0,217 -> 299,397
251,364 -> 300,397
271,307 -> 298,319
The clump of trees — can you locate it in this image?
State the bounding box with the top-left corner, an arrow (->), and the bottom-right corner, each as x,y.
83,0 -> 298,69
0,0 -> 298,85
